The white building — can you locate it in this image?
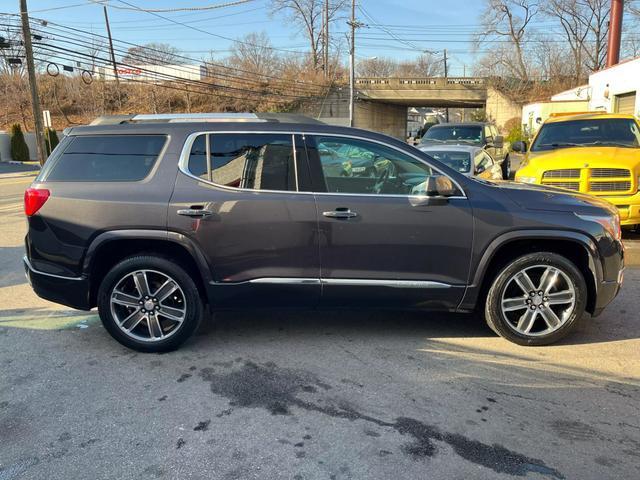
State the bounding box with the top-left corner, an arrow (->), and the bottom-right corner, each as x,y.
94,64 -> 208,83
521,56 -> 640,137
588,56 -> 639,116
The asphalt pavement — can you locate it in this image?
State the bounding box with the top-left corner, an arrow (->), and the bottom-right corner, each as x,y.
1,171 -> 639,480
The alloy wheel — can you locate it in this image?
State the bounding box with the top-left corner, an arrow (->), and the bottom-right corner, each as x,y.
109,269 -> 186,342
500,265 -> 576,337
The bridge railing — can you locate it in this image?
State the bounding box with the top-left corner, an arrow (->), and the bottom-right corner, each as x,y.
355,77 -> 486,87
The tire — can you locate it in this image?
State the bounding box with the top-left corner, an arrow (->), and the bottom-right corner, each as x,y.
484,252 -> 587,346
97,255 -> 203,352
501,155 -> 511,180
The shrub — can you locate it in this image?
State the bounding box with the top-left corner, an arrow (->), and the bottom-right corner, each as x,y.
10,123 -> 30,162
45,128 -> 60,156
504,117 -> 525,150
506,125 -> 526,149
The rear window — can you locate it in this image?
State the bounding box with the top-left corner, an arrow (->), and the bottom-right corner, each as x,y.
45,135 -> 166,181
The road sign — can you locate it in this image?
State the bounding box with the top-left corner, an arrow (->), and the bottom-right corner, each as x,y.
43,110 -> 51,128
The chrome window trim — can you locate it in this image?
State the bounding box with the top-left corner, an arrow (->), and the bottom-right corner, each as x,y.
23,256 -> 84,281
211,277 -> 452,288
178,130 -> 467,199
292,134 -> 300,191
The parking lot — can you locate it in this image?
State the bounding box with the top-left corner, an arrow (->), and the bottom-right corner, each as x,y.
1,172 -> 639,480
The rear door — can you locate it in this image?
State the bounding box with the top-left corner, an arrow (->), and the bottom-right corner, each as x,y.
168,132 -> 320,308
305,134 -> 473,309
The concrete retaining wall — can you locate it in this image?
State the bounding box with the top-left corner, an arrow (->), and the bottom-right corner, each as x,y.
0,132 -> 38,162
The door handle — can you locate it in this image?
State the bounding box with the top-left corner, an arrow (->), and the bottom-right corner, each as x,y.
177,208 -> 212,218
322,209 -> 358,219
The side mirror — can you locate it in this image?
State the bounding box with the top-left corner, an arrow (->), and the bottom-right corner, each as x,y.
476,164 -> 486,174
512,141 -> 527,152
423,175 -> 457,197
493,135 -> 504,149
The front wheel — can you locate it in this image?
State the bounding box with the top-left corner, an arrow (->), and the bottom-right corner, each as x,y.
97,255 -> 203,352
485,252 -> 587,346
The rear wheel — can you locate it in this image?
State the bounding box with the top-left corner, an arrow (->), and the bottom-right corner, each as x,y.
485,252 -> 587,346
97,255 -> 203,352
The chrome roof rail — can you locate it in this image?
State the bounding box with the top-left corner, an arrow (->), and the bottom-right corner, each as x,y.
131,113 -> 266,123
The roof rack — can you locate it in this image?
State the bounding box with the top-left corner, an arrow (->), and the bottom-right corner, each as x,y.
89,113 -> 324,125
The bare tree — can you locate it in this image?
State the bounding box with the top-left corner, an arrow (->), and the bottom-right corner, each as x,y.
579,0 -> 610,71
543,1 -> 589,82
120,42 -> 181,66
270,0 -> 347,70
396,52 -> 444,77
356,57 -> 396,77
477,0 -> 539,81
228,32 -> 279,81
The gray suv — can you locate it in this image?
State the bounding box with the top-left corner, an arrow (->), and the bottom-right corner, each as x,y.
23,113 -> 624,352
420,122 -> 511,178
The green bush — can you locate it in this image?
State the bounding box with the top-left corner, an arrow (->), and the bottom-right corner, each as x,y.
45,128 -> 60,156
506,125 -> 525,149
10,123 -> 30,162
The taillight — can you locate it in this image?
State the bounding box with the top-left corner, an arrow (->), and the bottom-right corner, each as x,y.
24,188 -> 50,216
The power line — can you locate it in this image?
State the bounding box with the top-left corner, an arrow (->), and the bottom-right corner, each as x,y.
108,0 -> 313,55
1,21 -> 326,102
15,16 -> 327,93
90,0 -> 257,13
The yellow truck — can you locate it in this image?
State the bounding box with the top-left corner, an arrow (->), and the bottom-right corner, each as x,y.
514,113 -> 640,227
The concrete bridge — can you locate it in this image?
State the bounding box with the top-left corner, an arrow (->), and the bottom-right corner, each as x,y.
307,77 -> 521,139
355,77 -> 487,108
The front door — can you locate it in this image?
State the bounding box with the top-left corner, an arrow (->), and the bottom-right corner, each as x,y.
305,134 -> 474,310
168,132 -> 320,308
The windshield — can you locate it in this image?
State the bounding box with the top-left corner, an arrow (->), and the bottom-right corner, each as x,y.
531,118 -> 640,151
425,150 -> 471,173
421,126 -> 482,144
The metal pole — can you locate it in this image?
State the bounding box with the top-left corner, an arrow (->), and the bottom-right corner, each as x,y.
103,6 -> 119,84
324,0 -> 329,79
444,49 -> 449,123
103,5 -> 121,108
606,0 -> 624,67
349,0 -> 355,127
19,0 -> 47,165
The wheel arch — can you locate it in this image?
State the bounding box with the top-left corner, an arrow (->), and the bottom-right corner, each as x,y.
83,230 -> 212,308
463,230 -> 601,314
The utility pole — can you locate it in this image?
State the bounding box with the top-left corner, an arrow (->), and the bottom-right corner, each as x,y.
443,49 -> 449,123
322,0 -> 329,80
20,0 -> 47,165
324,0 -> 329,79
103,5 -> 121,108
348,0 -> 356,127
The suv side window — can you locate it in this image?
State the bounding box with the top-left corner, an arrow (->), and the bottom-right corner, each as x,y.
490,125 -> 499,139
45,135 -> 166,182
187,133 -> 296,191
308,135 -> 455,196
